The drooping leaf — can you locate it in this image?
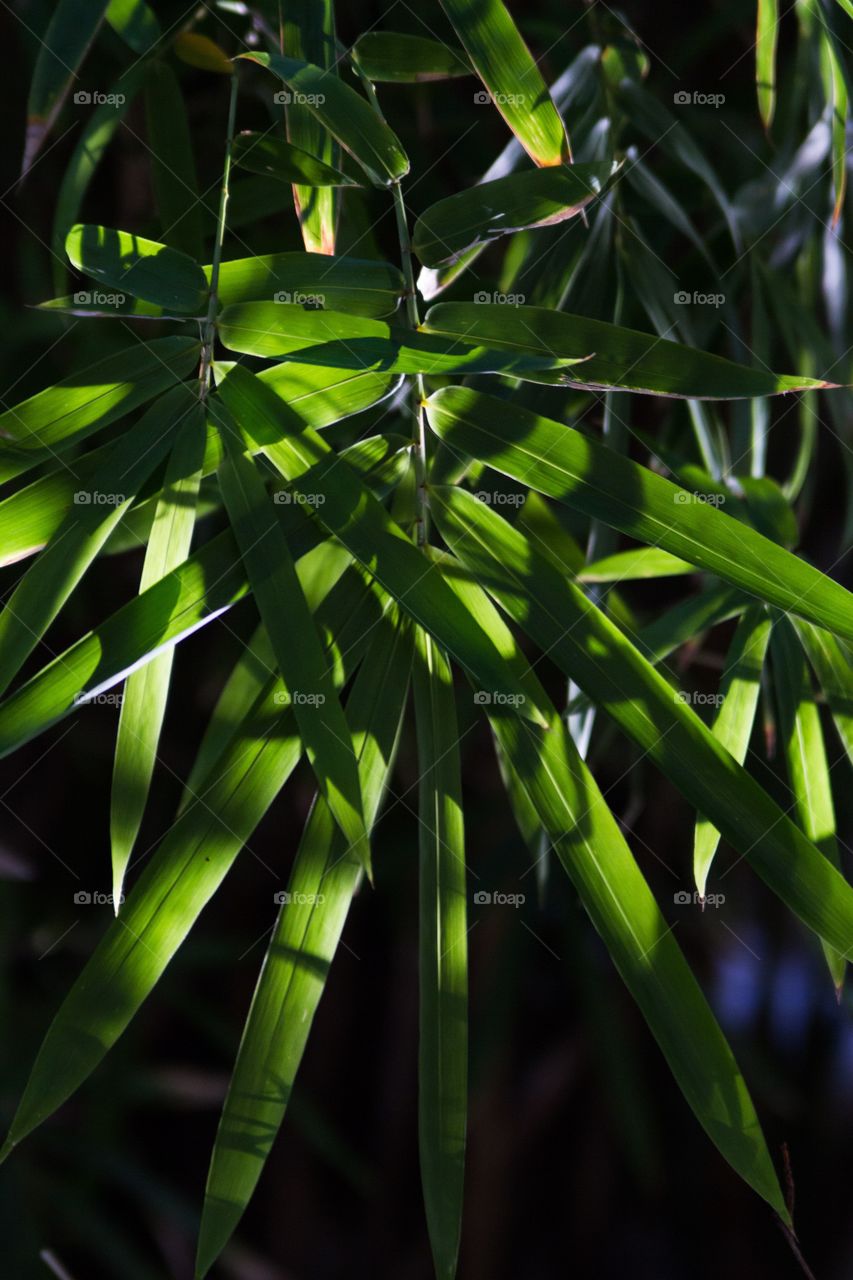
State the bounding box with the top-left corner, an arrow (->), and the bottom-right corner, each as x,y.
436,543 -> 788,1220
110,404 -> 207,906
66,225 -> 209,312
0,336 -> 198,483
424,387 -> 853,644
196,605 -> 412,1277
217,302 -> 582,374
431,484 -> 853,957
772,613 -> 845,988
0,571 -> 381,1159
412,166 -> 609,267
232,133 -> 358,188
437,0 -> 571,164
693,606 -> 772,896
23,0 -> 110,174
239,52 -> 409,187
794,620 -> 853,770
351,32 -> 470,82
756,0 -> 779,128
281,0 -> 339,253
173,32 -> 233,75
214,367 -> 544,722
217,420 -> 369,869
413,627 -> 468,1280
422,303 -> 836,397
0,385 -> 196,701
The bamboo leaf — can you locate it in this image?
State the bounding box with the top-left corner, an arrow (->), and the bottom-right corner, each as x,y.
196,606 -> 412,1277
772,613 -> 845,988
413,627 -> 467,1280
232,132 -> 358,188
430,484 -> 853,958
0,340 -> 198,482
239,51 -> 409,187
693,606 -> 772,896
438,0 -> 571,164
105,0 -> 160,53
23,0 -> 110,174
580,547 -> 697,582
352,33 -> 470,82
217,302 -> 581,374
281,0 -> 339,253
212,252 -> 404,317
435,542 -> 788,1220
794,620 -> 853,770
412,166 -> 609,267
217,423 -> 369,870
110,404 -> 207,906
756,0 -> 779,128
66,225 -> 209,312
0,571 -> 380,1159
422,303 -> 836,397
173,32 -> 233,75
424,387 -> 853,644
0,385 -> 196,702
215,367 -> 546,723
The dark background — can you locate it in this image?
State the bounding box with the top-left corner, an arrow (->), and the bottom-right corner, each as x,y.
1,2 -> 852,1278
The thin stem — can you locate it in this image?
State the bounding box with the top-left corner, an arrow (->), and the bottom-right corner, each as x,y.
198,70 -> 239,400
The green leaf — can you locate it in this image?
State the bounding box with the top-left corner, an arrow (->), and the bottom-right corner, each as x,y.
215,366 -> 544,722
772,614 -> 845,988
693,606 -> 771,896
437,0 -> 571,164
0,385 -> 195,701
239,52 -> 409,187
195,605 -> 412,1277
756,0 -> 779,128
351,32 -> 470,82
580,547 -> 697,582
217,423 -> 369,869
66,225 -> 209,313
0,336 -> 198,484
0,571 -> 380,1159
422,303 -> 836,397
173,32 -> 233,75
232,132 -> 358,188
794,620 -> 853,770
105,0 -> 160,53
281,0 -> 340,253
822,28 -> 849,224
217,302 -> 580,374
144,63 -> 205,260
23,0 -> 110,173
430,484 -> 853,958
110,404 -> 207,906
413,627 -> 468,1280
435,543 -> 788,1220
212,252 -> 404,317
412,166 -> 609,267
424,387 -> 853,644
35,293 -> 187,321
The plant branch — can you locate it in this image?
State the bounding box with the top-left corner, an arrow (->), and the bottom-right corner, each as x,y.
198,69 -> 239,401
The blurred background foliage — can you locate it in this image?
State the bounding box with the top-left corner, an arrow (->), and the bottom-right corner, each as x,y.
0,1 -> 852,1277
